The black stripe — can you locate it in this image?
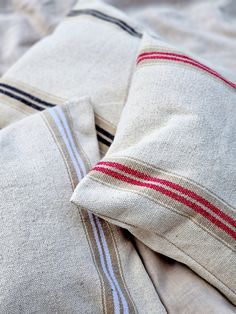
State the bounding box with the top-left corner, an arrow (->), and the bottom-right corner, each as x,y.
68,9 -> 142,38
1,83 -> 114,148
95,124 -> 114,141
97,134 -> 112,147
0,83 -> 56,108
0,88 -> 45,111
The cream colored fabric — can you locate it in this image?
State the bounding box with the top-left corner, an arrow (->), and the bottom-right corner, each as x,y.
71,32 -> 236,305
1,0 -> 236,81
0,0 -> 141,130
0,99 -> 165,313
113,0 -> 236,82
135,239 -> 236,314
0,0 -> 236,312
0,0 -> 75,76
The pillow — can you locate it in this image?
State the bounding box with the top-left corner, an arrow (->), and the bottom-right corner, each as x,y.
71,33 -> 236,305
0,0 -> 142,155
0,99 -> 165,312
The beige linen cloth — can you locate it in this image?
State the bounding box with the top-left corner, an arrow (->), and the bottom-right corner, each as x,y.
3,0 -> 234,127
1,0 -> 236,80
0,0 -> 235,313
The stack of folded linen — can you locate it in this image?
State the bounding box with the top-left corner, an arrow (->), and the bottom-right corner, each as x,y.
0,0 -> 235,312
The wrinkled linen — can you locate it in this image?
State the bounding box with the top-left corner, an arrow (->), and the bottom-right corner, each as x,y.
72,31 -> 236,304
0,0 -> 236,313
0,100 -> 164,312
1,0 -> 236,80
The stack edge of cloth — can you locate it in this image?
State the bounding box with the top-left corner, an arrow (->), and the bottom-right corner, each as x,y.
0,0 -> 235,312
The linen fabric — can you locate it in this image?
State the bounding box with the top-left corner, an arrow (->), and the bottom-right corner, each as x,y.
71,33 -> 236,305
0,99 -> 166,313
0,0 -> 235,312
1,0 -> 236,81
0,0 -> 143,155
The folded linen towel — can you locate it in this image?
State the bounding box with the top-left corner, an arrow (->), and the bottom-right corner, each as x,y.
71,33 -> 236,305
0,99 -> 167,313
0,0 -> 142,155
0,0 -> 235,312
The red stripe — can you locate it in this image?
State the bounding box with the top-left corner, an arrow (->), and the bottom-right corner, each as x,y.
92,165 -> 236,239
138,52 -> 226,83
138,51 -> 222,77
137,52 -> 236,90
97,161 -> 236,228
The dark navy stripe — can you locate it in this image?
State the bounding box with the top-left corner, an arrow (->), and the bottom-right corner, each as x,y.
68,9 -> 142,38
0,83 -> 56,107
95,124 -> 114,141
97,134 -> 112,147
0,83 -> 114,147
0,88 -> 45,111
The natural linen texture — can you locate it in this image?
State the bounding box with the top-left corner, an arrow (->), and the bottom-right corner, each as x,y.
0,99 -> 167,313
0,0 -> 142,155
0,0 -> 235,312
71,33 -> 236,305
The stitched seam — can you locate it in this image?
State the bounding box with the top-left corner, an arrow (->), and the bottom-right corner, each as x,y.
41,114 -> 75,190
86,176 -> 236,296
87,175 -> 236,252
107,222 -> 138,314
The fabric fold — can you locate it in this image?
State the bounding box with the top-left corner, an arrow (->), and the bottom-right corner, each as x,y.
71,33 -> 236,305
0,0 -> 143,155
0,97 -> 167,312
1,0 -> 235,311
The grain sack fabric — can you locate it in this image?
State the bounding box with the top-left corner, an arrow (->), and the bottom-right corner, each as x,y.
133,239 -> 236,313
0,0 -> 142,155
71,33 -> 236,305
0,99 -> 167,313
0,0 -> 235,312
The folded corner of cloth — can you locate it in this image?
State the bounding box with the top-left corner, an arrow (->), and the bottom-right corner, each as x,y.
1,0 -> 236,311
71,33 -> 236,305
0,98 -> 167,313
